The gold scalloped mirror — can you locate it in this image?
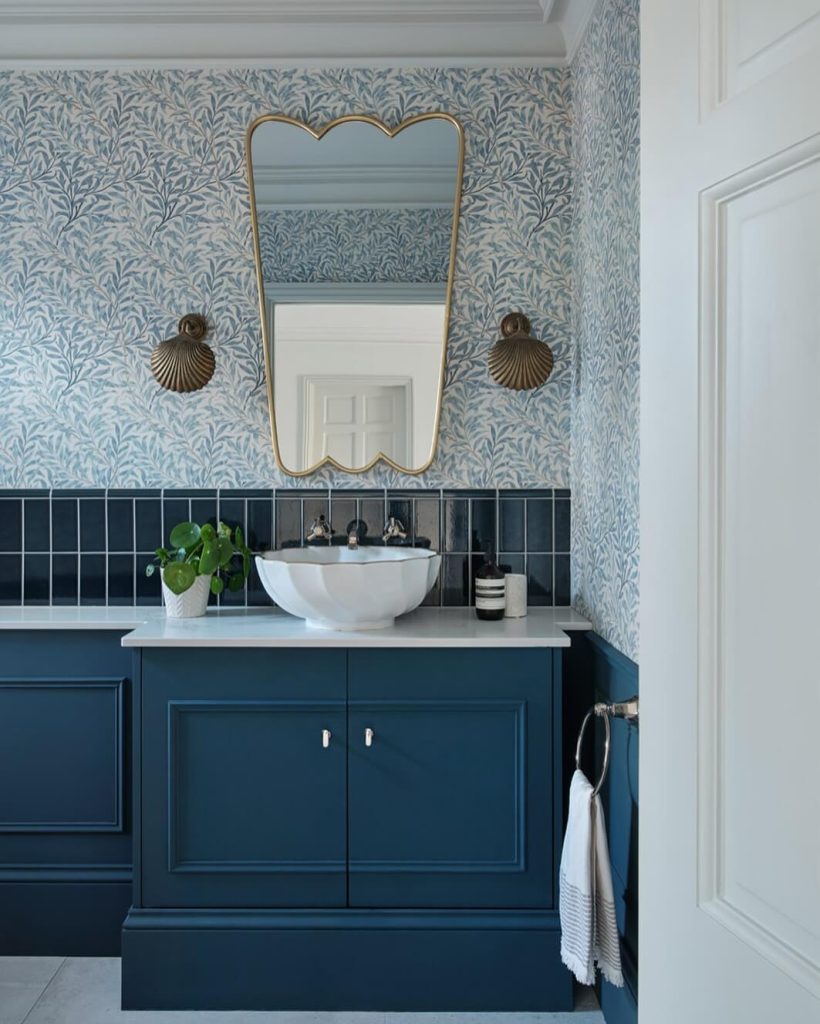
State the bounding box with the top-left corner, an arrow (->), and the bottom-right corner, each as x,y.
246,113 -> 464,477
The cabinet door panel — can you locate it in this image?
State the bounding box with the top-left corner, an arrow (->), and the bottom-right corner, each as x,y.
348,649 -> 554,908
141,649 -> 346,908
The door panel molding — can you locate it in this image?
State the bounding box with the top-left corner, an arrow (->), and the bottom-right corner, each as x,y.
698,132 -> 820,998
701,0 -> 820,109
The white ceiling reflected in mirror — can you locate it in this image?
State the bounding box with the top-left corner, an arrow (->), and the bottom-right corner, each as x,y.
247,113 -> 464,476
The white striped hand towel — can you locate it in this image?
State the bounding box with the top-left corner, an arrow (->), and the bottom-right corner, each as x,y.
559,769 -> 624,988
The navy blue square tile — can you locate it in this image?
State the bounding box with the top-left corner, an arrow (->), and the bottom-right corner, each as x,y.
275,499 -> 302,549
136,555 -> 162,606
360,498 -> 386,543
555,554 -> 571,605
413,499 -> 440,549
0,555 -> 21,604
52,499 -> 78,551
162,498 -> 190,543
500,498 -> 525,553
23,554 -> 50,604
52,554 -> 78,605
527,554 -> 554,607
107,555 -> 134,605
107,499 -> 133,553
499,554 -> 525,575
329,498 -> 356,542
444,499 -> 468,552
555,499 -> 571,553
470,499 -> 497,557
0,499 -> 22,552
80,499 -> 106,552
219,578 -> 246,608
247,499 -> 273,551
135,500 -> 162,551
24,499 -> 50,552
191,497 -> 218,530
442,553 -> 470,606
80,554 -> 106,604
219,498 -> 246,536
555,488 -> 570,499
526,499 -> 553,552
247,560 -> 274,607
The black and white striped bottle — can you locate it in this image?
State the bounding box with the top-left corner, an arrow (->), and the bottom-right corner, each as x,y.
474,558 -> 506,621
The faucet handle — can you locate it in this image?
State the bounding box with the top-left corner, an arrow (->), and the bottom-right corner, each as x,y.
383,516 -> 407,543
306,514 -> 333,542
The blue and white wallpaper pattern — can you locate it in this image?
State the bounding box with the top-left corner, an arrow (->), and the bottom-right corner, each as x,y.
0,67 -> 572,489
258,207 -> 451,283
570,0 -> 640,661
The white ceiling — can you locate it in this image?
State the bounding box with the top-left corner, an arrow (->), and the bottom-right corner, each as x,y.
0,0 -> 600,67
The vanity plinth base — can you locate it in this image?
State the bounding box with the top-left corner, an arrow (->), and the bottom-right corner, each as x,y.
121,908 -> 572,1012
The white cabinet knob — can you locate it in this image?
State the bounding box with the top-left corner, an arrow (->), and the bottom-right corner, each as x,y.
322,728 -> 332,748
365,727 -> 374,747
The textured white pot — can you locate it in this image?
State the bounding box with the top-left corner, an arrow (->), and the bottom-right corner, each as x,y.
161,570 -> 212,619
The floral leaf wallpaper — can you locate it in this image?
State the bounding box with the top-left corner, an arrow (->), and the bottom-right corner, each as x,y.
258,207 -> 451,283
0,67 -> 572,490
571,0 -> 640,661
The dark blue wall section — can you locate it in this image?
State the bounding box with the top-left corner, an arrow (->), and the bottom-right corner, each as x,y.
566,632 -> 639,1024
0,631 -> 132,954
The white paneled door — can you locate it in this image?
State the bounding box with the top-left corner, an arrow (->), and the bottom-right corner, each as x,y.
641,2 -> 820,1022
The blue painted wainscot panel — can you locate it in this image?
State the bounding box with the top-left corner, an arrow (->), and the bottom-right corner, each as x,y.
123,646 -> 572,1011
565,631 -> 639,1024
0,631 -> 132,954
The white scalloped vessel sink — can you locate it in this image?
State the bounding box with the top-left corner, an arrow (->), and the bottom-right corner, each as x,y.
256,547 -> 441,630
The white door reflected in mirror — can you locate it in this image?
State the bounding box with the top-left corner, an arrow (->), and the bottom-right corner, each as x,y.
271,301 -> 445,472
247,113 -> 463,476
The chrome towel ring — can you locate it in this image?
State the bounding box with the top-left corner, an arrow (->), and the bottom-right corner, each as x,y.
575,698 -> 639,798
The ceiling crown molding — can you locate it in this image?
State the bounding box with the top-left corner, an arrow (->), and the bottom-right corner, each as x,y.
0,0 -> 597,67
0,1 -> 555,23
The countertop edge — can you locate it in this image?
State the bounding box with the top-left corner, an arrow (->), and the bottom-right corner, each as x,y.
0,606 -> 592,648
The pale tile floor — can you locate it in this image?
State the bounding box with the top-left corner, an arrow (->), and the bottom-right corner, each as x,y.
0,958 -> 603,1024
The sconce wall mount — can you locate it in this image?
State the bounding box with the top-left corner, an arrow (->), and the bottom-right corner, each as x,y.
150,313 -> 215,394
488,312 -> 554,392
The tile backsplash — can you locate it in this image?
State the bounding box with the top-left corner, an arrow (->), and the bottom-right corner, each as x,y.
0,488 -> 570,609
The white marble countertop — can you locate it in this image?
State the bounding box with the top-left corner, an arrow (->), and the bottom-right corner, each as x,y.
0,605 -> 591,647
121,606 -> 591,648
0,606 -> 165,630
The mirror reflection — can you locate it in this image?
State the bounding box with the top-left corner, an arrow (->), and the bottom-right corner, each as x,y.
248,114 -> 463,475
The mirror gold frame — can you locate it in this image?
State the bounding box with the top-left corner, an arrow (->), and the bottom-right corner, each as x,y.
245,111 -> 465,477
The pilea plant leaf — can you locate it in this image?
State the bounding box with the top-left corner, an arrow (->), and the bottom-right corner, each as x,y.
169,522 -> 201,550
198,539 -> 220,576
210,575 -> 225,595
227,572 -> 245,592
163,561 -> 197,595
217,537 -> 234,567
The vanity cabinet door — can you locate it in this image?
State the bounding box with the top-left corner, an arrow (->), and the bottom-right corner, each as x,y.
140,649 -> 347,908
347,648 -> 556,909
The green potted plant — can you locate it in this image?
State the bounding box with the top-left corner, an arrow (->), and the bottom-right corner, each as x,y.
146,521 -> 251,618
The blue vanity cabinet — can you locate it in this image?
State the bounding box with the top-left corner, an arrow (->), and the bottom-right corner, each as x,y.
123,642 -> 572,1012
348,648 -> 554,908
139,648 -> 348,908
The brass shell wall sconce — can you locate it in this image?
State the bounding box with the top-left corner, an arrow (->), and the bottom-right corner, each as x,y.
488,313 -> 554,391
150,314 -> 215,394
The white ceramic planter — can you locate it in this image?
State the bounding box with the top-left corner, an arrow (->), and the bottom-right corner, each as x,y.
161,570 -> 212,619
